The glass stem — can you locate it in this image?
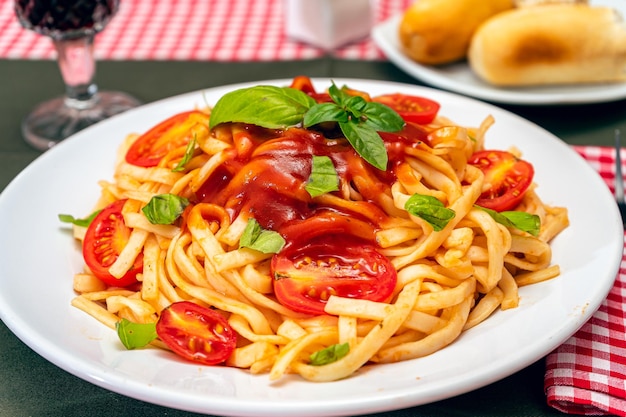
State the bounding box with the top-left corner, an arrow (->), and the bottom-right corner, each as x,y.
53,36 -> 99,110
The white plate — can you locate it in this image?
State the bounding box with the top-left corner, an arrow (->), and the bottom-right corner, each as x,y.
372,0 -> 626,105
0,79 -> 622,417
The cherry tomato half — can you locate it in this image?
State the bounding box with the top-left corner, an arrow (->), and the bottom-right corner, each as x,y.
156,301 -> 237,366
468,150 -> 534,212
289,75 -> 332,103
272,236 -> 397,316
82,199 -> 142,287
373,93 -> 440,125
125,110 -> 209,167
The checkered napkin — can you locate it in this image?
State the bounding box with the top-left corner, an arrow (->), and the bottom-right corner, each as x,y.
545,145 -> 626,416
0,0 -> 411,61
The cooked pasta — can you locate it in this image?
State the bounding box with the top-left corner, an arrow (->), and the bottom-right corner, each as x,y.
68,78 -> 569,382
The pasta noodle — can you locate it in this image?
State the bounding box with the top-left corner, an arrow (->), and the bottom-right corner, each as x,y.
69,79 -> 569,382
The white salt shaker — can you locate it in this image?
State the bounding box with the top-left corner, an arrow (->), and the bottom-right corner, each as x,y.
285,0 -> 374,50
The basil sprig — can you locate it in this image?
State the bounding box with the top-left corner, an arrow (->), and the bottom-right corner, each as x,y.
58,210 -> 101,227
404,194 -> 456,231
476,205 -> 540,237
303,83 -> 404,170
171,137 -> 196,172
310,342 -> 350,366
142,194 -> 189,225
209,85 -> 316,130
306,155 -> 339,197
239,218 -> 286,254
207,82 -> 405,171
116,319 -> 157,350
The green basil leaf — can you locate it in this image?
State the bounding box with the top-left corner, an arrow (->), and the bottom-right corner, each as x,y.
476,205 -> 541,237
329,83 -> 367,116
405,194 -> 456,231
361,102 -> 405,133
142,194 -> 189,225
208,85 -> 316,129
303,102 -> 348,127
116,319 -> 157,350
310,342 -> 350,366
344,95 -> 368,117
339,121 -> 388,170
58,210 -> 101,227
328,82 -> 349,107
171,136 -> 196,172
240,218 -> 286,254
306,155 -> 339,197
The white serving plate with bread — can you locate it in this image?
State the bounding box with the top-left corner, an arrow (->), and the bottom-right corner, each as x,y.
372,0 -> 626,105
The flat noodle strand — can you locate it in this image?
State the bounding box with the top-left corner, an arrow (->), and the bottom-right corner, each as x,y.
69,84 -> 568,383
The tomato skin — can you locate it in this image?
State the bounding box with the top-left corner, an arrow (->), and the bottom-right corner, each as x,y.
289,75 -> 332,103
156,301 -> 237,365
82,199 -> 142,287
272,236 -> 397,316
468,150 -> 534,212
373,94 -> 440,125
125,110 -> 208,167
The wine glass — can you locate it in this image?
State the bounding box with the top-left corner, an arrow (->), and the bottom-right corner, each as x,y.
14,0 -> 141,151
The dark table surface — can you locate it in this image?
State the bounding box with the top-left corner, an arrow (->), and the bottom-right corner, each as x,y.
0,58 -> 624,417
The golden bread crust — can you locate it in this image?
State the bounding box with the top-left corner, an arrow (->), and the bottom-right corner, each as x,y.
398,0 -> 514,65
468,5 -> 626,86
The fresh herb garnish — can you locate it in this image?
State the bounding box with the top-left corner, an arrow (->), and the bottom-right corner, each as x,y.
476,205 -> 540,237
207,82 -> 405,171
404,194 -> 456,231
301,102 -> 348,126
58,210 -> 101,227
239,218 -> 286,254
116,319 -> 157,350
310,342 -> 350,366
208,85 -> 316,129
142,194 -> 189,225
172,136 -> 196,172
306,155 -> 339,197
303,83 -> 405,170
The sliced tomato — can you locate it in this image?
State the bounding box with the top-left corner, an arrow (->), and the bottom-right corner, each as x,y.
290,75 -> 318,95
373,93 -> 440,125
82,199 -> 142,287
125,110 -> 209,167
156,301 -> 237,365
272,235 -> 397,316
289,75 -> 331,103
468,150 -> 534,212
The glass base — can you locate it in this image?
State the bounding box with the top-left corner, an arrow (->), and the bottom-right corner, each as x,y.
21,91 -> 141,151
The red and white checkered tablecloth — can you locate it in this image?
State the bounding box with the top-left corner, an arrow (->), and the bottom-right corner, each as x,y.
0,0 -> 412,61
545,145 -> 626,416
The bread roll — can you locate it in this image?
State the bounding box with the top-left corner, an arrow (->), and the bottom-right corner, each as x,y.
468,5 -> 626,86
398,0 -> 514,65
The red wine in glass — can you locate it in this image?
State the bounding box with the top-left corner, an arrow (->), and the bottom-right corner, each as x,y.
14,0 -> 140,151
15,0 -> 117,38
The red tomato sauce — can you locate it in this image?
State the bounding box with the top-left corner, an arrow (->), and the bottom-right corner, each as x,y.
195,123 -> 427,246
